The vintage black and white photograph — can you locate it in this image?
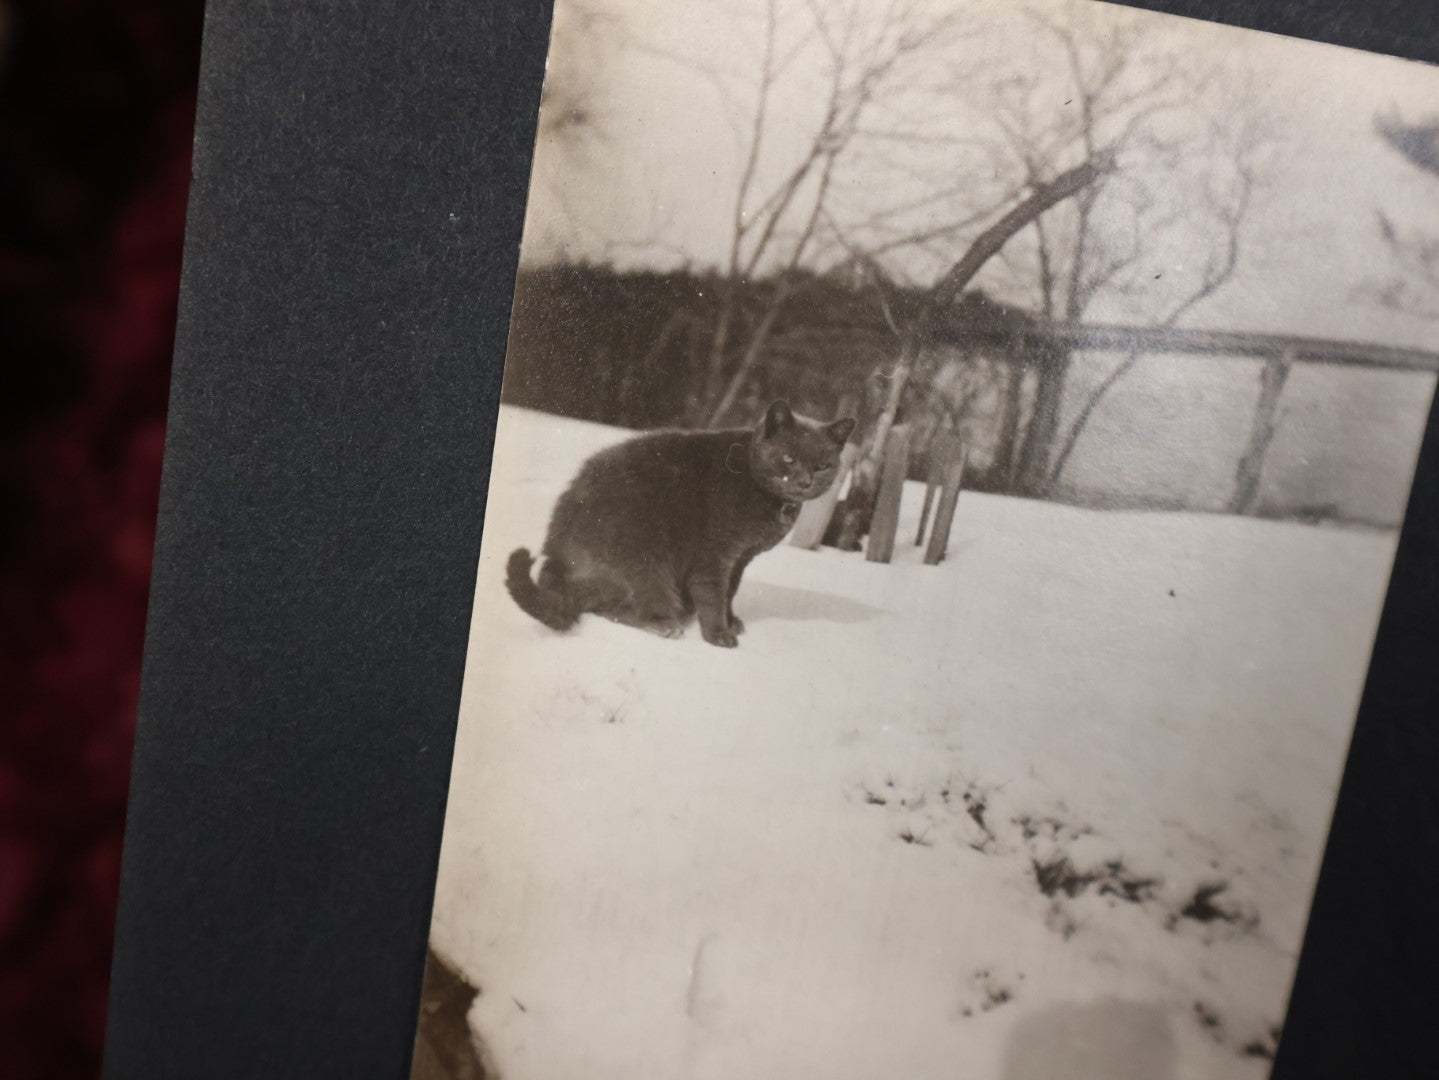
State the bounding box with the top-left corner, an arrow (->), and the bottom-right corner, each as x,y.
411,1 -> 1439,1077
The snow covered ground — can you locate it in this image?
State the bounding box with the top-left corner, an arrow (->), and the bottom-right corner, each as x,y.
426,405 -> 1400,1080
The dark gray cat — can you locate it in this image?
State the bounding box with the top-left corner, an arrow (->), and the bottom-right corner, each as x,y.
506,401 -> 856,647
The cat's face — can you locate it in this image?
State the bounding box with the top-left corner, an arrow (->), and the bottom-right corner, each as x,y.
750,401 -> 856,502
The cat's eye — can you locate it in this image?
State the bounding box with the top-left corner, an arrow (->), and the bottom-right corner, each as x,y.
781,454 -> 795,465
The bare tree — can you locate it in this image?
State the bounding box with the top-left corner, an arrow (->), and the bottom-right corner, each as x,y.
827,151 -> 1116,547
521,0 -> 971,427
1046,108 -> 1267,486
946,7 -> 1270,495
696,0 -> 963,427
531,0 -> 1272,511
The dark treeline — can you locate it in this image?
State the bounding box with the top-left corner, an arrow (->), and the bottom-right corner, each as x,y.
500,263 -> 1044,495
495,263 -> 1425,526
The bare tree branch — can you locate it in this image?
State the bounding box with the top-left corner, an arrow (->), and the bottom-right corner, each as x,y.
695,0 -> 960,424
926,148 -> 1118,319
1046,139 -> 1256,485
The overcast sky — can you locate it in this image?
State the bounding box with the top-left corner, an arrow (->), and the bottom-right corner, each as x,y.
518,0 -> 1439,351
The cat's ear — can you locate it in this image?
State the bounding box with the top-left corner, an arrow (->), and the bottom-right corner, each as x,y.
760,400 -> 795,438
826,417 -> 857,446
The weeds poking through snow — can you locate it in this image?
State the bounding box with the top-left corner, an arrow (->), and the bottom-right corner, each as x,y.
1167,880 -> 1260,934
1013,813 -> 1093,843
956,778 -> 1001,852
1045,900 -> 1081,940
1181,881 -> 1235,922
853,767 -> 1259,950
959,967 -> 1018,1018
1242,1023 -> 1283,1060
1032,854 -> 1095,898
1096,862 -> 1159,903
962,789 -> 989,833
1194,1000 -> 1224,1040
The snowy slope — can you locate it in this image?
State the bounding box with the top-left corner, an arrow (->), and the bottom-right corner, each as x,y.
428,406 -> 1399,1080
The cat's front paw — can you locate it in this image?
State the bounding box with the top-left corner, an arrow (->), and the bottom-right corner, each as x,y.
728,615 -> 746,635
702,627 -> 739,648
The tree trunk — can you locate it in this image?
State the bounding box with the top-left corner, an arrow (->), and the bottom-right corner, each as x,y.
1012,341 -> 1069,495
925,154 -> 1114,498
991,351 -> 1026,487
1045,349 -> 1141,488
830,150 -> 1115,540
704,289 -> 788,427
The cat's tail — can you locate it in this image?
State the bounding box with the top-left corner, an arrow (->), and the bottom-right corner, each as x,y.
505,548 -> 580,631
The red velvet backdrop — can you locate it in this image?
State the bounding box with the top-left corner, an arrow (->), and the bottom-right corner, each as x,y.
0,2 -> 203,1076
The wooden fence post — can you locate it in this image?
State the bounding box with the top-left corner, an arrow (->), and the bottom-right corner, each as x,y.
790,442 -> 858,549
866,424 -> 911,564
923,442 -> 967,566
916,429 -> 963,547
1228,348 -> 1294,516
915,452 -> 941,547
